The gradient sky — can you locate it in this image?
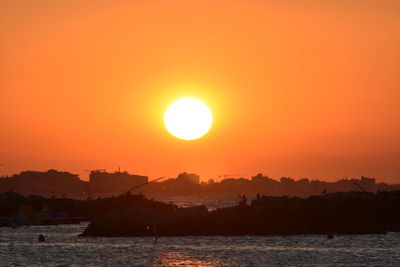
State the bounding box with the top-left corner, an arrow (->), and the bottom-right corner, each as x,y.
1,1 -> 399,182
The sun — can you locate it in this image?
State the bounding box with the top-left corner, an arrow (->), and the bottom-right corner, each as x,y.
164,98 -> 213,140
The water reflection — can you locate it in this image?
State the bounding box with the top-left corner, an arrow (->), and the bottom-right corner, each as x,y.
154,251 -> 221,266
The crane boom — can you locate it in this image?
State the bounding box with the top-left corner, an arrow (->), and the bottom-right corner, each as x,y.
353,182 -> 367,192
125,176 -> 166,194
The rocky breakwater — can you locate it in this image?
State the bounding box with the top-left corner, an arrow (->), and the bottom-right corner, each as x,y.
80,190 -> 400,236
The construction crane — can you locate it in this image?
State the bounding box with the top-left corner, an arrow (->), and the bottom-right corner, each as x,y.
353,182 -> 367,192
124,176 -> 166,195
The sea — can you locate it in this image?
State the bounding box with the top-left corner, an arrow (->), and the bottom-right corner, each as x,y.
1,196 -> 400,266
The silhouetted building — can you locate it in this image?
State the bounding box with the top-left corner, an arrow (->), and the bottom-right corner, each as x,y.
251,173 -> 266,182
89,170 -> 148,195
176,172 -> 200,184
0,169 -> 84,196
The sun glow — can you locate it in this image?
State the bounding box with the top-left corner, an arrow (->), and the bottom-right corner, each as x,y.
164,98 -> 213,140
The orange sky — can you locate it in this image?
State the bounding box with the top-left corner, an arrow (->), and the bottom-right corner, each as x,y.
1,1 -> 399,182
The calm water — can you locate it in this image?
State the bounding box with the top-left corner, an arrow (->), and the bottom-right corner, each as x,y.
1,197 -> 400,266
1,224 -> 400,266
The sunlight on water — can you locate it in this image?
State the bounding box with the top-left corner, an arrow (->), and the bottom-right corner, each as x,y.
154,251 -> 221,266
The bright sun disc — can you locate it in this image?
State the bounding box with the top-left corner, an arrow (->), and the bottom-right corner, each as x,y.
164,98 -> 213,140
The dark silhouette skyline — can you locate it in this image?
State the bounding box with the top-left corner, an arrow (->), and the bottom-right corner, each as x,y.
0,169 -> 399,197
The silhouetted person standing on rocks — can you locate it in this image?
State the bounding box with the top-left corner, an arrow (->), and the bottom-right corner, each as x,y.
238,194 -> 248,207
